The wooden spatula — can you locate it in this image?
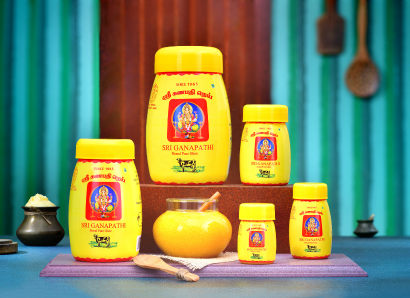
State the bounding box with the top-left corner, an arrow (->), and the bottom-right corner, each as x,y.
317,0 -> 345,55
133,255 -> 200,282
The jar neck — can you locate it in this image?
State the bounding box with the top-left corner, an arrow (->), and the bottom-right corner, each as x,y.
166,199 -> 218,212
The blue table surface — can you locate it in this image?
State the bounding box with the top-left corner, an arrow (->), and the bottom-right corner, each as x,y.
0,236 -> 409,298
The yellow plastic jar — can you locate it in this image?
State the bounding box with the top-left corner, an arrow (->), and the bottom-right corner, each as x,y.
146,46 -> 232,185
240,105 -> 290,185
153,198 -> 232,258
238,203 -> 276,264
69,139 -> 142,262
289,183 -> 332,259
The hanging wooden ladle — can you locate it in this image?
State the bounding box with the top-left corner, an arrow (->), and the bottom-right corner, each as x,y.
345,0 -> 379,98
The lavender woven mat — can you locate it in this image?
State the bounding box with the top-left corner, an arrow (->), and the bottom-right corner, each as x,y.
40,254 -> 367,278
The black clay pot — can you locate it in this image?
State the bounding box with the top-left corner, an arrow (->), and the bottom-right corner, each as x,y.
16,206 -> 65,246
354,219 -> 378,237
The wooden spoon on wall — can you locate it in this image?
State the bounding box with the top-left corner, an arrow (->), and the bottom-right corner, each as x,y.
345,0 -> 379,98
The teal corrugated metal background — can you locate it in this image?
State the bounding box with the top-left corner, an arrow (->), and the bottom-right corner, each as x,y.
0,0 -> 99,234
272,0 -> 410,236
0,0 -> 409,237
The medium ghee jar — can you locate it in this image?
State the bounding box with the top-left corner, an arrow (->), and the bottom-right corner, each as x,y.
240,105 -> 290,185
238,203 -> 276,264
146,46 -> 232,185
69,139 -> 142,262
289,183 -> 332,259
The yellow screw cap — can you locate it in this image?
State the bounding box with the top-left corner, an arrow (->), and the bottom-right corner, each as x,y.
243,104 -> 288,123
76,139 -> 135,160
239,203 -> 275,221
155,46 -> 223,74
293,183 -> 328,200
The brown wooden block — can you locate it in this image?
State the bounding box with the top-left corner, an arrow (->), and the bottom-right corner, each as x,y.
140,184 -> 293,254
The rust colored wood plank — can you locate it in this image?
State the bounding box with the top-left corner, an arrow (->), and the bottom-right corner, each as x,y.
223,0 -> 244,184
157,0 -> 175,48
174,0 -> 190,46
208,0 -> 225,49
100,0 -> 125,138
123,0 -> 148,181
254,0 -> 271,104
140,184 -> 293,254
189,0 -> 208,46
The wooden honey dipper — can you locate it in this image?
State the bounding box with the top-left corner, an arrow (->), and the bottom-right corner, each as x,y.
133,255 -> 199,282
197,191 -> 221,212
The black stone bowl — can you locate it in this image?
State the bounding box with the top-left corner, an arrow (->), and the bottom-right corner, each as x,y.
354,219 -> 378,238
16,206 -> 65,246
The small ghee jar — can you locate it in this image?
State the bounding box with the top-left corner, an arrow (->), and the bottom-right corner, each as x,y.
146,46 -> 232,185
289,183 -> 332,259
240,105 -> 290,185
69,139 -> 142,262
238,203 -> 276,264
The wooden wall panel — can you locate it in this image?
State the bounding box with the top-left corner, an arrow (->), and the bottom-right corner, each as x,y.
100,0 -> 272,184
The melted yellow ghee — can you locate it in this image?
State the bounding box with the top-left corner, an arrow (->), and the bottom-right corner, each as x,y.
153,210 -> 232,258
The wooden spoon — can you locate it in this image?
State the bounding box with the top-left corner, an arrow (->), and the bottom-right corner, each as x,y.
197,191 -> 221,212
133,255 -> 200,282
345,0 -> 379,98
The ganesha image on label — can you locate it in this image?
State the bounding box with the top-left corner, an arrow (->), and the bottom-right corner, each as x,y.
254,137 -> 277,160
86,182 -> 122,221
167,98 -> 209,142
302,215 -> 323,237
249,231 -> 265,247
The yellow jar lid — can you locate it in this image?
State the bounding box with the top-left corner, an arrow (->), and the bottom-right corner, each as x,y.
76,139 -> 135,160
155,46 -> 223,74
293,183 -> 328,200
243,104 -> 288,123
239,203 -> 275,221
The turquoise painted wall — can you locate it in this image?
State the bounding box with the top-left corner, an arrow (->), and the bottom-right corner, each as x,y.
272,0 -> 410,236
0,0 -> 99,234
1,0 -> 409,237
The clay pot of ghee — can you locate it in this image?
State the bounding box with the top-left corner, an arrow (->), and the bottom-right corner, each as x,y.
153,198 -> 232,258
69,139 -> 142,262
146,46 -> 232,185
289,183 -> 332,259
240,105 -> 290,185
16,206 -> 65,246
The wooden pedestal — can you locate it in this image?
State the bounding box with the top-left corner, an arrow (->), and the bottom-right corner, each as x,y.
140,184 -> 293,254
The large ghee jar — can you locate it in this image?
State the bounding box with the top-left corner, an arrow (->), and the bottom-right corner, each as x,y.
146,46 -> 232,185
240,105 -> 290,185
238,203 -> 276,264
289,183 -> 332,259
153,198 -> 232,258
69,139 -> 142,262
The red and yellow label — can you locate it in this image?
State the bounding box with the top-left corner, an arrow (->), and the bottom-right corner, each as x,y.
238,221 -> 276,264
167,98 -> 209,142
240,122 -> 290,185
